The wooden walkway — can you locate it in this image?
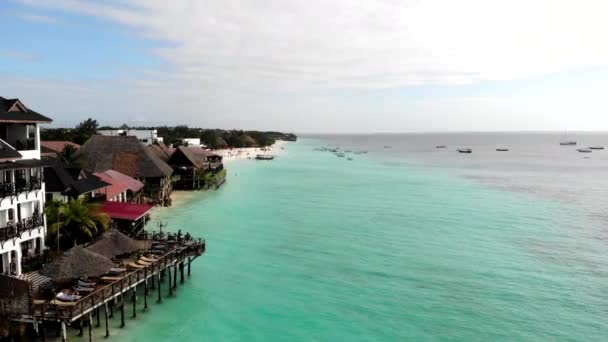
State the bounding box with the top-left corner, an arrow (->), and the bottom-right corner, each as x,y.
27,240 -> 205,341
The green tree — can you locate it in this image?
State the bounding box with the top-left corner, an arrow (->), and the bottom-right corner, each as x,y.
45,198 -> 110,250
56,144 -> 78,166
73,118 -> 99,144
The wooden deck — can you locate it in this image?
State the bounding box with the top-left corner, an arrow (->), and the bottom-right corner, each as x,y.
32,242 -> 203,323
3,238 -> 206,341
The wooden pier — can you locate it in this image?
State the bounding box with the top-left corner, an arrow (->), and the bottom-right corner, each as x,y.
5,239 -> 205,341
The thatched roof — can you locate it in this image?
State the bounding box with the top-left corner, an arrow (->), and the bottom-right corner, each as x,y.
168,146 -> 207,169
86,229 -> 141,259
40,246 -> 114,280
147,144 -> 171,162
75,136 -> 173,178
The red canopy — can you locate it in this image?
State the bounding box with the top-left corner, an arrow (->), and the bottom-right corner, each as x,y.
101,201 -> 153,221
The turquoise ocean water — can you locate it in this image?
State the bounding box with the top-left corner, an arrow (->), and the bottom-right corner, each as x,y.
91,135 -> 608,341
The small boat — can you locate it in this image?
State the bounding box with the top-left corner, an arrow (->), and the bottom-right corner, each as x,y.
347,157 -> 353,161
589,146 -> 604,150
335,153 -> 345,157
560,141 -> 577,146
457,148 -> 472,153
577,148 -> 592,153
435,145 -> 447,149
384,145 -> 392,148
256,154 -> 275,160
496,148 -> 509,152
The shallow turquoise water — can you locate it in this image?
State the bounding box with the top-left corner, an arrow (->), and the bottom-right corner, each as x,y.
100,138 -> 608,341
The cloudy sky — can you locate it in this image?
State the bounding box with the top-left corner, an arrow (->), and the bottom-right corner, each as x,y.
1,0 -> 608,132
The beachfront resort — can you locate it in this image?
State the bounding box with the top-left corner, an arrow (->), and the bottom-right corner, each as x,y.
0,97 -> 294,341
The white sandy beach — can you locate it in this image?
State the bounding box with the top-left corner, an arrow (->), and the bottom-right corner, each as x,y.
214,140 -> 287,163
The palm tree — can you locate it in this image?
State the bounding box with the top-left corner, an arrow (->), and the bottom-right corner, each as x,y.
45,200 -> 66,253
45,198 -> 111,250
56,144 -> 78,166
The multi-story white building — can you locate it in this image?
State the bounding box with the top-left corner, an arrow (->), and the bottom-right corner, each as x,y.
0,97 -> 51,276
97,128 -> 159,145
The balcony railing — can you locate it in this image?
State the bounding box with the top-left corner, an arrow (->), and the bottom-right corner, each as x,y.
15,138 -> 36,151
0,178 -> 42,198
0,214 -> 44,242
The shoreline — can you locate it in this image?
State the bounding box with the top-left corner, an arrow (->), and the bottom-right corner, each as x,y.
213,140 -> 287,163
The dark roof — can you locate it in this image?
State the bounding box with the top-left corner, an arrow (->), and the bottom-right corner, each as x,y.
168,146 -> 207,169
75,136 -> 173,178
0,159 -> 50,171
0,139 -> 22,160
86,229 -> 141,258
44,163 -> 110,196
147,144 -> 170,162
0,97 -> 52,123
40,246 -> 114,280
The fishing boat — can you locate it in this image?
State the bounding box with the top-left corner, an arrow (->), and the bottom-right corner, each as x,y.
457,148 -> 472,153
589,146 -> 605,150
255,154 -> 275,160
496,148 -> 509,152
347,157 -> 353,161
559,130 -> 576,145
577,148 -> 592,153
335,152 -> 345,157
435,145 -> 447,149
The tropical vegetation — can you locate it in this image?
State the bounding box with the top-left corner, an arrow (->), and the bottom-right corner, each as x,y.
42,119 -> 296,149
45,198 -> 111,251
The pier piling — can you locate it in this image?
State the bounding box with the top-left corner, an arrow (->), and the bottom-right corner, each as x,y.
88,313 -> 93,342
180,262 -> 184,284
173,263 -> 178,290
120,295 -> 125,328
168,265 -> 173,296
78,318 -> 83,337
60,322 -> 67,342
132,288 -> 137,318
188,257 -> 191,276
40,321 -> 46,342
96,307 -> 100,327
144,279 -> 149,310
157,272 -> 162,303
104,303 -> 109,338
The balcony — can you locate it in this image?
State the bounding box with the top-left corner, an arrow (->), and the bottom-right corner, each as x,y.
0,214 -> 44,242
15,177 -> 42,194
14,138 -> 36,151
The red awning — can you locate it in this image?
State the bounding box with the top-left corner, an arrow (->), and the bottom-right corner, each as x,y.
101,202 -> 154,221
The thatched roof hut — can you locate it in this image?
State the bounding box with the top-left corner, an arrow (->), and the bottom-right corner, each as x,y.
86,229 -> 141,259
75,135 -> 173,178
40,246 -> 114,280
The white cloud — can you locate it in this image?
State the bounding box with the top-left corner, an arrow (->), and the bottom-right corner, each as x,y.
16,12 -> 61,24
20,0 -> 608,89
12,0 -> 608,131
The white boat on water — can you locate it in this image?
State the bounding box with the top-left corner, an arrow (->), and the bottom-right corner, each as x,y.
577,148 -> 592,153
436,145 -> 447,149
560,141 -> 577,146
589,146 -> 605,150
496,148 -> 509,152
256,154 -> 275,160
457,148 -> 472,153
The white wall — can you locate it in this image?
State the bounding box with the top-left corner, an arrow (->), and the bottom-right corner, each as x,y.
97,129 -> 158,145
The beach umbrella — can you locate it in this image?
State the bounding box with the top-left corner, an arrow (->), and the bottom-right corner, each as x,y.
86,229 -> 141,259
40,246 -> 114,280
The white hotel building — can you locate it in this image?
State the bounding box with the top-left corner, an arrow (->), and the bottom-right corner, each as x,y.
0,97 -> 51,276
